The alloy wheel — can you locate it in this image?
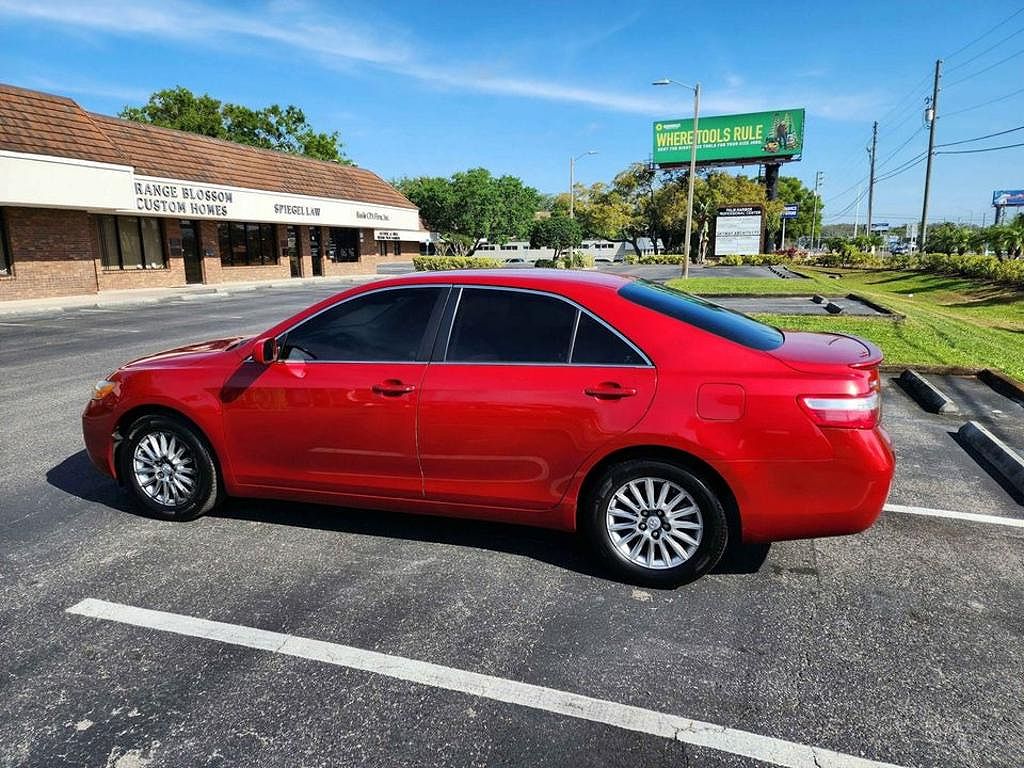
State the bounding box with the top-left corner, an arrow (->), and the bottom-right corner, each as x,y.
605,477 -> 704,570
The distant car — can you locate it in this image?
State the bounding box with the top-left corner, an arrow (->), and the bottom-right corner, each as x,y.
83,270 -> 894,586
594,256 -> 613,263
504,256 -> 525,263
889,244 -> 908,255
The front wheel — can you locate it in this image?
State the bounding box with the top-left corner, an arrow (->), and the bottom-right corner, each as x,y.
119,414 -> 223,521
584,460 -> 729,587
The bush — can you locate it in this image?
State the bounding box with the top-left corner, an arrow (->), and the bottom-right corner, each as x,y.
534,258 -> 555,268
627,254 -> 685,265
412,255 -> 502,271
717,255 -> 743,266
532,252 -> 595,269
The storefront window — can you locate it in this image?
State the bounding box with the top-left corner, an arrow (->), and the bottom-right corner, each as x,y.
218,222 -> 279,266
392,240 -> 401,256
328,227 -> 359,262
97,215 -> 167,270
0,209 -> 11,276
377,240 -> 387,257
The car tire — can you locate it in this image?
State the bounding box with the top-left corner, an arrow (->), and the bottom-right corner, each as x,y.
584,459 -> 729,587
119,414 -> 223,521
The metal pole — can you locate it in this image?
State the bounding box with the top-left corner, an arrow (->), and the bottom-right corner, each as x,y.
682,83 -> 700,279
781,216 -> 786,250
920,59 -> 942,250
810,170 -> 823,250
854,185 -> 861,238
569,156 -> 575,218
867,120 -> 878,237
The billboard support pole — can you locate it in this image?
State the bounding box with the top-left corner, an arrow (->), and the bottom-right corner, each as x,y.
919,59 -> 942,250
763,163 -> 779,253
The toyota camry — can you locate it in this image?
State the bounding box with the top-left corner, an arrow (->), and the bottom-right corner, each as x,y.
83,270 -> 894,586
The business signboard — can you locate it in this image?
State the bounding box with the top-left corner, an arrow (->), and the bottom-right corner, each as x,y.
870,222 -> 889,231
782,204 -> 799,220
653,109 -> 805,166
993,189 -> 1024,207
715,205 -> 763,256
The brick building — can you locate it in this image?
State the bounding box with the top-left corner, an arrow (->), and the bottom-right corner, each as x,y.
0,84 -> 428,301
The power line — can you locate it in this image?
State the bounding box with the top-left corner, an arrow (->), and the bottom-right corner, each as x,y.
937,140 -> 1024,155
945,45 -> 1024,87
944,85 -> 1024,117
943,6 -> 1024,60
945,22 -> 1024,72
935,123 -> 1024,148
876,154 -> 928,182
877,126 -> 926,169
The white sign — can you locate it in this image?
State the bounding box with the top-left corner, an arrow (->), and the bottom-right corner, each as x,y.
128,175 -> 420,231
714,206 -> 763,256
375,230 -> 401,241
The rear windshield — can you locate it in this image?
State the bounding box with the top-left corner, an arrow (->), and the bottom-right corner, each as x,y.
619,279 -> 784,351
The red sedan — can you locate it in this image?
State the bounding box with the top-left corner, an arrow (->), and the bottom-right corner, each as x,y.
83,270 -> 894,586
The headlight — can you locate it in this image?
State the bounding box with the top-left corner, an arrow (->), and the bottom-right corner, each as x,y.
91,380 -> 117,400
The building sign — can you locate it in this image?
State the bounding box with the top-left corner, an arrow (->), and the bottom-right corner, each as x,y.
375,230 -> 401,241
653,109 -> 805,166
124,175 -> 420,231
715,205 -> 763,256
781,204 -> 799,220
993,189 -> 1024,207
870,222 -> 889,231
134,181 -> 234,217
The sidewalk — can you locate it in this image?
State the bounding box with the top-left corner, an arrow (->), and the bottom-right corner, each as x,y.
0,273 -> 386,317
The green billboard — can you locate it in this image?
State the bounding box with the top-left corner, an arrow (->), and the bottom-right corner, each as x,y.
653,108 -> 805,165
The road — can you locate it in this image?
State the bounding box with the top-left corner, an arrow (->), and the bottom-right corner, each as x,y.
1,282 -> 1022,768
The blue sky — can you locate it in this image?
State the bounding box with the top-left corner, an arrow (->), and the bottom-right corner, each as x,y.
2,0 -> 1023,227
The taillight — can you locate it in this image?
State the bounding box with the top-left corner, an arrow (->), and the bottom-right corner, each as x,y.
799,392 -> 880,429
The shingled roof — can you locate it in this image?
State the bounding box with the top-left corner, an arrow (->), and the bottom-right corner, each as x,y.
0,83 -> 416,210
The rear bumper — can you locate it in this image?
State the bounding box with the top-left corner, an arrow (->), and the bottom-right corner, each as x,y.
726,426 -> 895,543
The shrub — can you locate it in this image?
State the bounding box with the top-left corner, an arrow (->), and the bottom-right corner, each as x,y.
534,258 -> 555,268
412,255 -> 502,271
717,255 -> 743,266
630,254 -> 685,265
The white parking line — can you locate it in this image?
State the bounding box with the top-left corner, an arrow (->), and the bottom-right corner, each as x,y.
885,503 -> 1024,528
66,598 -> 903,768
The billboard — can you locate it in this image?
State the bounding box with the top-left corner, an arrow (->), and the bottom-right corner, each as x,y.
993,190 -> 1024,207
715,205 -> 763,256
654,109 -> 805,166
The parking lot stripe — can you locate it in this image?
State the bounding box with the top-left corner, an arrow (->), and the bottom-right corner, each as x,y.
66,598 -> 903,768
885,503 -> 1024,528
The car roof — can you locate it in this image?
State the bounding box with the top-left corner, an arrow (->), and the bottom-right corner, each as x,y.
366,268 -> 634,293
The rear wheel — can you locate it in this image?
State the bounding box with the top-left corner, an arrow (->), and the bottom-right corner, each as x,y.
119,414 -> 223,521
584,460 -> 728,587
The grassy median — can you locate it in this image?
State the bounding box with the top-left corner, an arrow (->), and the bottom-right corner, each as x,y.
666,268 -> 1024,381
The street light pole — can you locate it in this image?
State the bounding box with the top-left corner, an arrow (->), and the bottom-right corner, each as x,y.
570,151 -> 598,218
653,78 -> 701,278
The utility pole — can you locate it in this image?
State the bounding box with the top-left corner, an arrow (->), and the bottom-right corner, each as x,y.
919,59 -> 942,250
867,121 -> 878,238
810,170 -> 823,250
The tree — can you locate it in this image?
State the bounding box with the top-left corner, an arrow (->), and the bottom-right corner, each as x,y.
395,169 -> 540,256
120,86 -> 350,163
529,215 -> 583,263
689,172 -> 770,261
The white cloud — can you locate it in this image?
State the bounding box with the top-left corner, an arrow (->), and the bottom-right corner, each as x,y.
0,0 -> 880,119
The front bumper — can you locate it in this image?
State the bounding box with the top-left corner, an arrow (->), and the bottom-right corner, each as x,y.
82,399 -> 119,479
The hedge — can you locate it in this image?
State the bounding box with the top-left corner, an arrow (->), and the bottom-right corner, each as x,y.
625,254 -> 685,265
412,256 -> 503,271
534,252 -> 595,269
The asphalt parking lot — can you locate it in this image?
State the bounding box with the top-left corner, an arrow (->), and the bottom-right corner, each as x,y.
2,282 -> 1023,768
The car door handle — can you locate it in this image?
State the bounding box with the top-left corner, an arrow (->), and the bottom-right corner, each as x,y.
585,383 -> 638,399
372,379 -> 416,396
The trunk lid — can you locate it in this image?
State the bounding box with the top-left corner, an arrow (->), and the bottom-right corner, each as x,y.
768,331 -> 882,374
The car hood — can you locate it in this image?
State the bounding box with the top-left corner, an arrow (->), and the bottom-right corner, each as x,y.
121,336 -> 248,370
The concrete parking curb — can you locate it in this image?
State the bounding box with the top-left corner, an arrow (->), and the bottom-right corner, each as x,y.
979,368 -> 1024,405
898,369 -> 959,414
957,421 -> 1024,498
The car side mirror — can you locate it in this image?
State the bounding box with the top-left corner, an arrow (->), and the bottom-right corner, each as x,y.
252,337 -> 279,365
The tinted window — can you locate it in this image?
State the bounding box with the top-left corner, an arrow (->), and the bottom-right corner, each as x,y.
572,313 -> 645,365
281,287 -> 442,362
619,279 -> 784,351
447,288 -> 576,363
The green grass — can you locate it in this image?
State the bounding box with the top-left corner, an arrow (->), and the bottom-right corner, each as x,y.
666,268 -> 1024,380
